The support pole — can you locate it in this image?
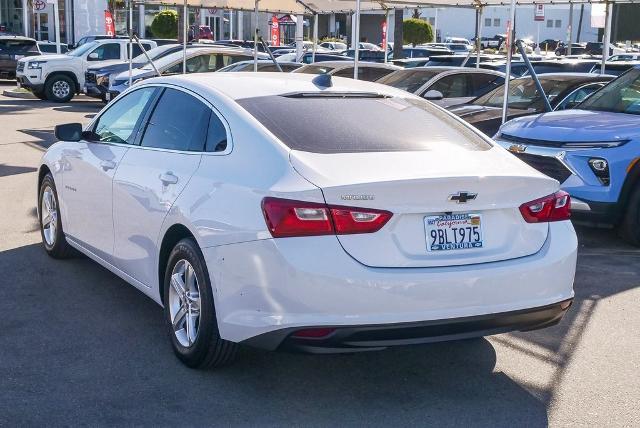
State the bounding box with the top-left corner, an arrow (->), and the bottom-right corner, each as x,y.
312,13 -> 318,63
53,0 -> 62,54
254,1 -> 259,72
516,39 -> 552,112
295,14 -> 303,62
139,3 -> 146,38
475,6 -> 482,68
353,0 -> 361,79
501,0 -> 517,125
128,0 -> 132,85
182,0 -> 187,74
567,3 -> 574,56
383,9 -> 389,64
601,1 -> 612,74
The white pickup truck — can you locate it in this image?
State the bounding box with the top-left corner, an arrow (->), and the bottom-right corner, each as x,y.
16,38 -> 156,102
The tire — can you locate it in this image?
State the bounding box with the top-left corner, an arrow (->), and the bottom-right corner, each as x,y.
44,74 -> 75,103
33,90 -> 48,100
38,173 -> 74,258
618,186 -> 640,246
163,238 -> 238,369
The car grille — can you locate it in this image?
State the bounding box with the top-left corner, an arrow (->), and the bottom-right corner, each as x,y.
85,72 -> 96,84
16,62 -> 24,72
512,152 -> 573,183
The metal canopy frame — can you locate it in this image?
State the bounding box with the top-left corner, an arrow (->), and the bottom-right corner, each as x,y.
132,0 -> 629,125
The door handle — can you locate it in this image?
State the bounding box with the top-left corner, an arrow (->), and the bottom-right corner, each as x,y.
100,160 -> 116,171
159,172 -> 179,185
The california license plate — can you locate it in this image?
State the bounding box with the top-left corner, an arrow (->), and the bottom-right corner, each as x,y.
425,213 -> 483,251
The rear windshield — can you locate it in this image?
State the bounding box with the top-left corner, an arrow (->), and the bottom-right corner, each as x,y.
0,39 -> 38,53
237,94 -> 491,153
379,69 -> 440,92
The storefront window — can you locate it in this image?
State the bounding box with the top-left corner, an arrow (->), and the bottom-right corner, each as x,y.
0,0 -> 25,35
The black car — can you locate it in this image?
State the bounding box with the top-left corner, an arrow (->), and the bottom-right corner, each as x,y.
538,39 -> 561,52
340,49 -> 387,62
424,55 -> 501,68
447,73 -> 614,136
84,43 -> 211,101
479,61 -> 530,77
401,47 -> 452,59
0,36 -> 39,79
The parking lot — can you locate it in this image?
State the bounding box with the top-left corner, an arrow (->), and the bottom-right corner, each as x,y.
0,80 -> 638,426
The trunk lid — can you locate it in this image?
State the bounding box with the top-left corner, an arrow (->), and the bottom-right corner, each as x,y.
290,147 -> 557,268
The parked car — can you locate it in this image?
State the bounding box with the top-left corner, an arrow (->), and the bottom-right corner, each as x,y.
37,41 -> 69,54
84,43 -> 214,101
73,35 -> 129,49
445,43 -> 473,54
479,61 -> 530,77
108,46 -> 264,98
402,46 -> 452,59
494,67 -> 640,243
276,52 -> 352,64
594,61 -> 640,76
189,25 -> 213,40
448,73 -> 614,136
608,53 -> 640,62
39,72 -> 576,368
319,41 -> 347,51
0,35 -> 39,79
377,67 -> 505,107
444,37 -> 471,45
16,38 -> 157,102
340,49 -> 388,62
391,58 -> 431,68
424,54 -> 502,67
538,39 -> 561,52
294,61 -> 400,81
217,60 -> 302,72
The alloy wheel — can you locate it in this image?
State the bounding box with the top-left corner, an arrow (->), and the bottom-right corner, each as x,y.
52,80 -> 70,99
168,259 -> 201,347
41,186 -> 58,247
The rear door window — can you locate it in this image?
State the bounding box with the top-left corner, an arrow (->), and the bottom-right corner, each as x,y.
0,39 -> 38,54
140,88 -> 211,151
470,73 -> 504,97
237,94 -> 491,153
427,74 -> 472,98
89,43 -> 121,61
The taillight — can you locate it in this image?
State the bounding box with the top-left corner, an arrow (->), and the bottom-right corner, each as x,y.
519,191 -> 571,223
262,197 -> 392,238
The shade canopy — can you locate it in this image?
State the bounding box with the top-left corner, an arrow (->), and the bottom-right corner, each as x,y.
137,0 -> 640,13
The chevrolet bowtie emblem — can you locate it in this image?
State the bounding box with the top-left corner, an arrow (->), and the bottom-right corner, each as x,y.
448,192 -> 477,203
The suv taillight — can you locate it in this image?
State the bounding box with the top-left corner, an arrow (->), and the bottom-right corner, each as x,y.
519,191 -> 571,223
262,197 -> 392,238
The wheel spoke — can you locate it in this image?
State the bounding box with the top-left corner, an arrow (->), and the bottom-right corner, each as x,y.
170,273 -> 186,299
43,192 -> 52,212
186,308 -> 197,345
184,264 -> 195,293
172,305 -> 187,330
42,212 -> 51,227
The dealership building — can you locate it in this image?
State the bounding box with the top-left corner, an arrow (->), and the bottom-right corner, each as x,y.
1,1 -> 637,47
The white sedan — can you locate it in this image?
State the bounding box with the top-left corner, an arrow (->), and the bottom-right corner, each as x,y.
38,73 -> 577,368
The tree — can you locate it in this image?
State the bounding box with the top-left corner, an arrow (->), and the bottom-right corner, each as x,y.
151,9 -> 178,39
403,18 -> 433,47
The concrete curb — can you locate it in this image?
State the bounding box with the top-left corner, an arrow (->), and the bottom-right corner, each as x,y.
2,89 -> 36,99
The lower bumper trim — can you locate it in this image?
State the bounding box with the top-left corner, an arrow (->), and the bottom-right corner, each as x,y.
240,298 -> 573,353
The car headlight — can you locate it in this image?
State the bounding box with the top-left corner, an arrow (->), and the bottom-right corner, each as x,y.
27,61 -> 46,69
123,78 -> 143,87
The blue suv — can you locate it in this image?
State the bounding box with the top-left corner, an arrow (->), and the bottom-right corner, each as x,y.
494,66 -> 640,245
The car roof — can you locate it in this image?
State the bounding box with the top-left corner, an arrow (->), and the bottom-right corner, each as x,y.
145,72 -> 415,101
0,35 -> 36,42
514,72 -> 615,81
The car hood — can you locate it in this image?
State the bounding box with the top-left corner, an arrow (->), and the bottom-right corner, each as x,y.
88,61 -> 145,74
448,104 -> 535,124
499,109 -> 640,142
113,67 -> 155,82
22,54 -> 70,63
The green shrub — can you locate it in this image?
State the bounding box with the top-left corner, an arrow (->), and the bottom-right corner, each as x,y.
151,10 -> 178,39
402,18 -> 434,47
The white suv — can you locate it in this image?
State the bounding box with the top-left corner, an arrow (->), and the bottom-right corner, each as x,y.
16,38 -> 156,102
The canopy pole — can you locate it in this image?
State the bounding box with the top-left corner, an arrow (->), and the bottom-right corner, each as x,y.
353,0 -> 361,80
128,0 -> 133,86
254,1 -> 259,72
601,1 -> 612,75
53,0 -> 61,54
501,0 -> 516,125
475,6 -> 482,68
182,0 -> 187,74
383,9 -> 389,64
567,3 -> 574,55
312,13 -> 318,63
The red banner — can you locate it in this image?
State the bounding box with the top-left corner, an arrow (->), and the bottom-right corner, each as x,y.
381,20 -> 387,51
270,15 -> 280,45
104,10 -> 115,37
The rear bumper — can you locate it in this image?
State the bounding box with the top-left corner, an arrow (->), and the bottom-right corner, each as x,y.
203,221 -> 577,345
243,298 -> 573,352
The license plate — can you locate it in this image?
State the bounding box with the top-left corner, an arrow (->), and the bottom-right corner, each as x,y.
425,213 -> 483,251
105,92 -> 111,101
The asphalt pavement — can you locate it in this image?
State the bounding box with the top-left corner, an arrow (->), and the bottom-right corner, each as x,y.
0,81 -> 638,427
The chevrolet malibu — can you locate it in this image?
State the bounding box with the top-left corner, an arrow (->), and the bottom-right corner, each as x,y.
38,73 -> 577,368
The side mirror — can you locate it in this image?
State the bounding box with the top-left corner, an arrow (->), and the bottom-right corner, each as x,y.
424,90 -> 444,101
88,52 -> 99,60
54,123 -> 83,141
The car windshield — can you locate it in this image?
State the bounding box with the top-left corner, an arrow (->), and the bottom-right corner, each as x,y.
378,69 -> 440,92
475,77 -> 580,110
296,64 -> 336,74
0,39 -> 38,53
237,94 -> 491,153
579,68 -> 640,115
68,41 -> 99,57
132,45 -> 173,63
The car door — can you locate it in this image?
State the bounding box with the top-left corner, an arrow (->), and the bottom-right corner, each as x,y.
82,42 -> 122,83
424,73 -> 473,104
61,86 -> 158,262
112,86 -> 211,287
